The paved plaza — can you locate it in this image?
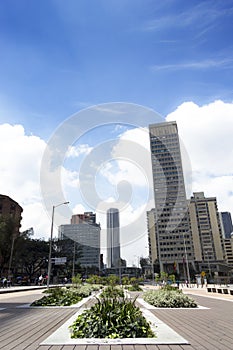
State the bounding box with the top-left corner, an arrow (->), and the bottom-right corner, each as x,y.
0,286 -> 232,350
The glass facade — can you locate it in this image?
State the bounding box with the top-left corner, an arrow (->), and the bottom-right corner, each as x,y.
149,122 -> 194,277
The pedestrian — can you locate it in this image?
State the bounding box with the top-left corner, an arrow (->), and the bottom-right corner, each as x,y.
38,275 -> 43,286
2,277 -> 7,288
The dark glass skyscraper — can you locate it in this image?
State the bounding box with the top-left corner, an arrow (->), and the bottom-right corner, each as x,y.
107,208 -> 120,268
220,212 -> 233,238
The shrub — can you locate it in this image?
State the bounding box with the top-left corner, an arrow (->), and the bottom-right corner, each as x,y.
72,274 -> 82,287
86,275 -> 103,285
70,296 -> 155,339
106,274 -> 120,286
127,284 -> 143,291
121,276 -> 130,285
31,285 -> 93,307
160,284 -> 181,292
90,284 -> 103,291
143,289 -> 197,308
69,285 -> 93,297
100,286 -> 124,299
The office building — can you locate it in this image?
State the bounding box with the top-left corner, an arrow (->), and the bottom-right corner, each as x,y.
59,212 -> 100,268
149,121 -> 195,280
224,237 -> 233,268
189,192 -> 230,280
71,212 -> 96,225
107,208 -> 120,268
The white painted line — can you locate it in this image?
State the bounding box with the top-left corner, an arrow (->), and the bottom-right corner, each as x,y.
17,304 -> 31,308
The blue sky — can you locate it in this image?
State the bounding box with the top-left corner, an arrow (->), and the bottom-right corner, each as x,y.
0,0 -> 233,265
1,0 -> 233,137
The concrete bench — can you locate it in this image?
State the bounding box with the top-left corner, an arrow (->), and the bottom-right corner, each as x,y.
222,288 -> 229,294
217,288 -> 229,294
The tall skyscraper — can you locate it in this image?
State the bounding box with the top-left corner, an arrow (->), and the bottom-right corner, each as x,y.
107,208 -> 120,268
220,212 -> 233,239
149,121 -> 195,280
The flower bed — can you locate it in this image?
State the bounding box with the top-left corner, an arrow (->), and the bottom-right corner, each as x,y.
69,295 -> 155,339
143,287 -> 197,308
31,285 -> 93,306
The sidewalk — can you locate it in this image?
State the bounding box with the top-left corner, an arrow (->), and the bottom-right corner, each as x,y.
0,283 -> 66,294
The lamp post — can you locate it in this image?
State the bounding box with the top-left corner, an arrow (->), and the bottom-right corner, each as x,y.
47,201 -> 69,288
8,234 -> 16,280
72,241 -> 76,278
182,232 -> 191,285
205,251 -> 211,279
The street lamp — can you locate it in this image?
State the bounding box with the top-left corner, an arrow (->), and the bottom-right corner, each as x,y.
205,251 -> 211,279
182,232 -> 191,285
47,201 -> 69,288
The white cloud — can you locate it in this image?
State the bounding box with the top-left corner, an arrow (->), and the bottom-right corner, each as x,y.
22,202 -> 51,239
61,168 -> 79,188
0,123 -> 50,236
151,58 -> 233,71
72,203 -> 88,215
66,144 -> 93,158
166,100 -> 233,215
93,127 -> 154,263
108,127 -> 153,188
2,100 -> 232,265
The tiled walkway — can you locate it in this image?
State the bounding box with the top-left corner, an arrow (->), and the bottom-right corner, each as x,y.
0,287 -> 232,350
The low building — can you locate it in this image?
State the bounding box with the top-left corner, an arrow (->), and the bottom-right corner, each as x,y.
0,194 -> 23,235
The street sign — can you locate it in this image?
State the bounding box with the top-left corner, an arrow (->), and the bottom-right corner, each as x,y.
52,257 -> 67,265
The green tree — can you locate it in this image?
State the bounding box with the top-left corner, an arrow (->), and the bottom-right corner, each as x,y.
140,257 -> 150,270
0,216 -> 18,275
54,238 -> 82,277
15,238 -> 49,280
